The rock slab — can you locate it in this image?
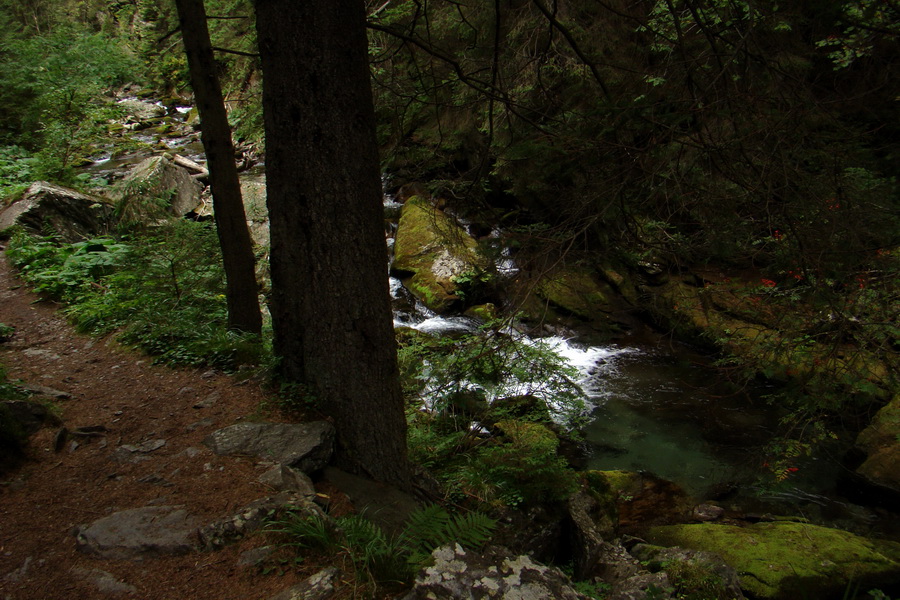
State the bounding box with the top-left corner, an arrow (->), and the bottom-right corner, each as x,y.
75,506 -> 198,560
203,421 -> 335,474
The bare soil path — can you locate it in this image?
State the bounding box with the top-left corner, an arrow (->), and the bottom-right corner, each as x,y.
0,254 -> 314,599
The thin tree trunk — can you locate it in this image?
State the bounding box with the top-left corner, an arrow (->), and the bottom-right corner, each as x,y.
175,0 -> 262,334
255,0 -> 410,488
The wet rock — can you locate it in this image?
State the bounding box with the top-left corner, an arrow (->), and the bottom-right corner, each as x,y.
204,421 -> 335,475
402,545 -> 591,600
646,521 -> 900,599
259,464 -> 316,495
269,567 -> 339,600
75,506 -> 198,560
198,493 -> 322,550
0,182 -> 114,242
71,567 -> 138,596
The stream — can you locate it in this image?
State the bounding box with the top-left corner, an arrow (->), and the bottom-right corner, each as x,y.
83,96 -> 897,542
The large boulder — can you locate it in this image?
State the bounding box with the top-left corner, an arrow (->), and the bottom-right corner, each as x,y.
854,394 -> 900,495
203,421 -> 335,474
646,521 -> 900,599
0,182 -> 114,242
115,155 -> 203,220
402,544 -> 591,600
536,267 -> 615,321
391,196 -> 486,313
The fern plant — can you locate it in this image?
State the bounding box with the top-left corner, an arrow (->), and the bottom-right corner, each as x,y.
399,504 -> 497,567
269,504 -> 497,588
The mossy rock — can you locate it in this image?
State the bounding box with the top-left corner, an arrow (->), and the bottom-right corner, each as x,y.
649,279 -> 892,397
855,394 -> 900,494
646,522 -> 900,599
391,196 -> 484,313
536,267 -> 612,320
583,470 -> 692,533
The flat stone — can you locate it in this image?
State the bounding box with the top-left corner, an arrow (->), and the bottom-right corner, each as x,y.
75,506 -> 198,560
203,422 -> 335,474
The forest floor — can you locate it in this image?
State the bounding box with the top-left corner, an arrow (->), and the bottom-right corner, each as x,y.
0,254 -> 355,600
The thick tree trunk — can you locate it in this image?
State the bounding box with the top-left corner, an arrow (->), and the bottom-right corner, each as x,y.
175,0 -> 262,334
254,0 -> 410,488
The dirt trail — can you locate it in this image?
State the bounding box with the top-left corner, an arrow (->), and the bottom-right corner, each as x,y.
0,255 -> 314,599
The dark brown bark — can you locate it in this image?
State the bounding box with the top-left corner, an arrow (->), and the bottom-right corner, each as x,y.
254,0 -> 410,488
174,0 -> 262,334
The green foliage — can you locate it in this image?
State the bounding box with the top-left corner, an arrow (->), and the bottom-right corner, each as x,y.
400,324 -> 584,507
5,222 -> 263,370
399,323 -> 589,428
270,504 -> 496,590
661,558 -> 733,600
0,25 -> 137,182
0,145 -> 34,200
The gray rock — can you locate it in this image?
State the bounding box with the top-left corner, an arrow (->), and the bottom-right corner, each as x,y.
198,493 -> 323,551
0,182 -> 114,242
269,567 -> 339,600
71,567 -> 138,596
117,98 -> 167,121
238,545 -> 276,567
607,572 -> 673,600
116,156 -> 202,218
203,422 -> 335,474
403,545 -> 591,600
75,506 -> 198,560
259,464 -> 316,495
566,487 -> 615,578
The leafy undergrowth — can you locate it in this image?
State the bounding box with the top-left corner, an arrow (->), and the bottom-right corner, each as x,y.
4,222 -> 266,371
267,504 -> 496,597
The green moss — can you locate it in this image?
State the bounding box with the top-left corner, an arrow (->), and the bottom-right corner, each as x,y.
646,522 -> 900,599
536,268 -> 612,320
392,196 -> 483,313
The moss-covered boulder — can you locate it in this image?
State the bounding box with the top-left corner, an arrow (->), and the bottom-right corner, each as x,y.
855,394 -> 900,495
536,267 -> 614,320
391,196 -> 485,313
646,522 -> 900,599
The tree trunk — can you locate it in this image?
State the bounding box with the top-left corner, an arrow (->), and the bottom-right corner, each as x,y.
174,0 -> 262,334
254,0 -> 410,488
